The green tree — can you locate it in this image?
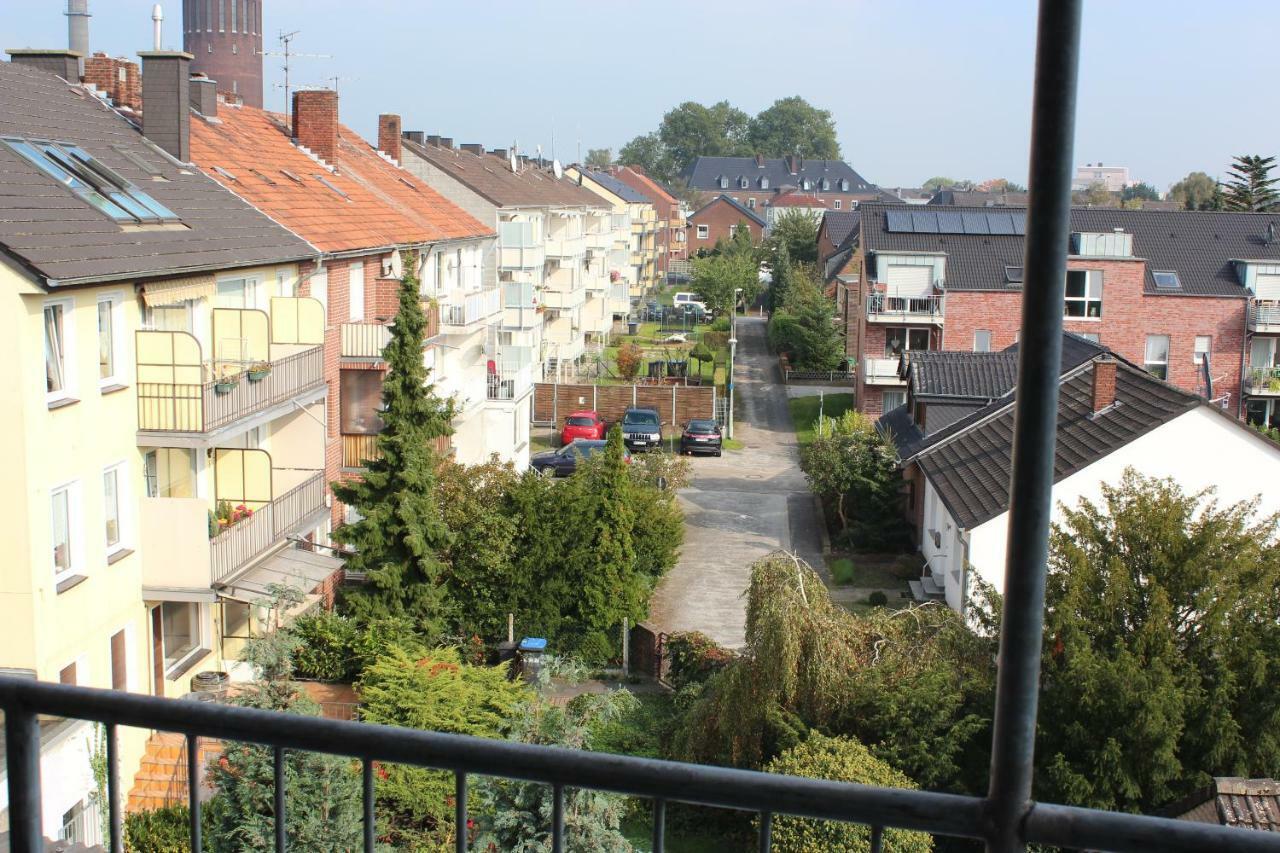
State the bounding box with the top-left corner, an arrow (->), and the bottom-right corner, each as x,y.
728,218 -> 756,259
1121,181 -> 1161,202
691,250 -> 759,318
764,733 -> 932,853
1222,154 -> 1279,211
770,269 -> 844,372
921,176 -> 956,192
977,178 -> 1026,193
585,147 -> 613,168
799,410 -> 904,548
333,256 -> 455,636
767,208 -> 821,266
1080,181 -> 1114,206
618,132 -> 675,183
657,100 -> 752,174
1168,171 -> 1222,210
1037,469 -> 1280,812
746,96 -> 840,159
766,243 -> 793,313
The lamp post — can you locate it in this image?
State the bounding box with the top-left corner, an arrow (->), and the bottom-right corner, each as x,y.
727,287 -> 742,440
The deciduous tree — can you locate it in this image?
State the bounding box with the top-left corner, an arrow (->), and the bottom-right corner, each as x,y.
618,132 -> 675,183
585,147 -> 613,168
1168,171 -> 1221,210
767,208 -> 821,266
691,250 -> 759,318
746,96 -> 840,159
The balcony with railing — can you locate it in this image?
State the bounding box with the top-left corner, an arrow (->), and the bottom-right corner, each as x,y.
440,286 -> 502,330
863,352 -> 906,385
498,221 -> 545,270
867,292 -> 945,323
1245,364 -> 1280,396
608,282 -> 632,314
342,433 -> 382,468
340,323 -> 392,360
544,231 -> 586,259
486,361 -> 534,402
1249,301 -> 1280,333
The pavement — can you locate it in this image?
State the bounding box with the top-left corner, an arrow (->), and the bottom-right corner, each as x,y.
647,315 -> 825,650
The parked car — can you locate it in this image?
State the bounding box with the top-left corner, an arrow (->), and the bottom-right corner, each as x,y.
672,291 -> 707,313
621,407 -> 663,452
680,419 -> 723,456
529,440 -> 630,477
560,410 -> 606,446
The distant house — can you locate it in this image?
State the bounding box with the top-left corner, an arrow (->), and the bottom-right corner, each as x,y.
1167,778 -> 1280,832
927,189 -> 1029,207
818,210 -> 860,295
764,188 -> 828,231
883,187 -> 933,205
881,340 -> 1280,612
1073,162 -> 1131,192
609,166 -> 686,275
686,194 -> 766,251
680,154 -> 883,212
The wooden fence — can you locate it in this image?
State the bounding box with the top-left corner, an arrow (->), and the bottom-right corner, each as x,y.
532,382 -> 716,427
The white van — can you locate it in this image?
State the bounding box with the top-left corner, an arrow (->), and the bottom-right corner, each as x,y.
673,292 -> 707,313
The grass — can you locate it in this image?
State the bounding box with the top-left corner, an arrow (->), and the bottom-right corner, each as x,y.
722,437 -> 744,451
826,554 -> 905,588
788,393 -> 856,447
529,431 -> 557,454
829,556 -> 856,585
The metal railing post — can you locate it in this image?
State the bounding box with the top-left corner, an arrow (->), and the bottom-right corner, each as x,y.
5,705 -> 42,853
984,1 -> 1083,852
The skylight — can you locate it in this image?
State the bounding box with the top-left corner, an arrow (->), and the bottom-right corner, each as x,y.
315,175 -> 349,199
4,138 -> 178,223
280,169 -> 304,184
1005,265 -> 1024,284
1152,270 -> 1181,290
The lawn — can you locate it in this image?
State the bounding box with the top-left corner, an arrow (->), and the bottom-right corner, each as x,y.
826,555 -> 906,588
788,393 -> 855,447
600,323 -> 727,387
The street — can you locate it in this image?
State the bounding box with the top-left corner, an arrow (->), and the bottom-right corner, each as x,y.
647,315 -> 825,650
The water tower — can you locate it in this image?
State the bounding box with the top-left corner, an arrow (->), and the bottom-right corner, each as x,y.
182,0 -> 263,108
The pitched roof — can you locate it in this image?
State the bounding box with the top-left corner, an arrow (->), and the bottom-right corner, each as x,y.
578,168 -> 650,203
682,155 -> 878,195
914,358 -> 1201,528
821,210 -> 861,251
688,194 -> 766,227
928,189 -> 1029,207
769,190 -> 828,209
189,106 -> 491,254
1171,778 -> 1280,831
399,139 -> 605,210
906,351 -> 1021,401
612,166 -> 676,205
861,202 -> 1278,297
0,61 -> 312,286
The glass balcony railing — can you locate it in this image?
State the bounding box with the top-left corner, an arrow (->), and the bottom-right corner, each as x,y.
440,286 -> 502,328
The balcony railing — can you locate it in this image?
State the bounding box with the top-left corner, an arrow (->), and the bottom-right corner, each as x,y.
1246,364 -> 1280,395
340,323 -> 392,359
486,362 -> 533,401
209,471 -> 326,583
1249,301 -> 1280,330
498,222 -> 546,270
342,433 -> 382,468
863,352 -> 906,385
545,233 -> 586,258
137,345 -> 325,434
867,292 -> 945,322
440,287 -> 502,329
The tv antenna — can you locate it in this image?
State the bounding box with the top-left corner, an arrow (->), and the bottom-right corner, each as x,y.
261,30 -> 331,119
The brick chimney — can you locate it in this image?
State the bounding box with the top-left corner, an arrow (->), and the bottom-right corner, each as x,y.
755,153 -> 765,168
377,114 -> 401,162
6,49 -> 83,82
139,51 -> 193,162
786,154 -> 800,175
460,143 -> 484,155
84,53 -> 141,112
292,89 -> 339,166
189,73 -> 217,118
1091,355 -> 1117,414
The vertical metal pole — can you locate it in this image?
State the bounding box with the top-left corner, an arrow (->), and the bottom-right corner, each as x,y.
758,812 -> 773,852
107,723 -> 123,853
455,771 -> 468,853
187,734 -> 202,853
985,2 -> 1082,852
363,759 -> 376,853
551,783 -> 565,853
869,825 -> 885,853
652,799 -> 666,853
5,706 -> 42,853
622,617 -> 630,679
274,746 -> 287,852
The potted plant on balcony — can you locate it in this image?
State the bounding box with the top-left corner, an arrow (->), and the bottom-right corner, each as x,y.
247,361 -> 272,383
214,373 -> 240,395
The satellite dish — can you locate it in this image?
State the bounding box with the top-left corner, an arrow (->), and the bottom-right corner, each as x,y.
510,152 -> 519,174
553,159 -> 563,179
389,250 -> 404,279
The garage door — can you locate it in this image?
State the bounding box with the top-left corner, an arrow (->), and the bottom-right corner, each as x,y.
886,265 -> 933,296
1256,273 -> 1280,301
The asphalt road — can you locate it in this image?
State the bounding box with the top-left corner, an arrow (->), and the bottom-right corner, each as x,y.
647,315 -> 825,650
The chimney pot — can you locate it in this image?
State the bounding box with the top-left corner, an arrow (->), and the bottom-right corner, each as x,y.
439,137 -> 453,150
6,49 -> 83,82
490,148 -> 508,160
402,130 -> 425,146
461,143 -> 484,155
426,134 -> 441,146
138,50 -> 194,161
1091,355 -> 1117,414
189,74 -> 217,118
291,89 -> 339,166
377,114 -> 402,163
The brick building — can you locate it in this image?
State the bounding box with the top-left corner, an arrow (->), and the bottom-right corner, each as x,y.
182,0 -> 264,108
687,194 -> 765,252
609,166 -> 686,274
83,52 -> 140,112
841,204 -> 1280,420
681,154 -> 886,213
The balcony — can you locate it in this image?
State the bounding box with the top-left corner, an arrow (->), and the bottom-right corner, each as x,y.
1245,364 -> 1280,396
867,292 -> 945,323
1249,301 -> 1280,333
586,226 -> 613,250
440,286 -> 502,330
486,361 -> 534,402
545,232 -> 586,258
498,221 -> 545,270
502,282 -> 542,329
608,282 -> 632,314
342,433 -> 382,468
340,323 -> 391,360
863,352 -> 906,385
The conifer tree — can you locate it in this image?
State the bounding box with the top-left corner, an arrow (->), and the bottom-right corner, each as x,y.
333,254 -> 455,636
1222,154 -> 1279,211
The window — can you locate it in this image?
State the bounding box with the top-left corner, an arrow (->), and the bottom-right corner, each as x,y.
974,330 -> 992,352
230,0 -> 236,31
882,390 -> 907,412
1076,332 -> 1100,343
802,180 -> 812,190
1064,270 -> 1102,318
218,0 -> 224,30
1144,334 -> 1170,380
59,661 -> 77,686
840,179 -> 849,191
51,483 -> 74,580
822,179 -> 830,191
97,295 -> 120,386
1153,270 -> 1181,290
160,602 -> 199,670
2,139 -> 178,224
718,176 -> 728,189
216,277 -> 258,309
103,465 -> 123,551
145,301 -> 193,333
728,224 -> 738,238
834,200 -> 842,210
1193,335 -> 1211,364
348,261 -> 365,321
746,198 -> 756,210
44,301 -> 71,399
340,370 -> 385,435
760,178 -> 769,189
110,629 -> 128,691
144,448 -> 197,497
696,225 -> 709,240
276,269 -> 295,297
885,328 -> 930,358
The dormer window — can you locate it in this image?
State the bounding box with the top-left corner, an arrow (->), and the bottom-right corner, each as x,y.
821,178 -> 830,191
717,175 -> 728,189
4,138 -> 179,224
739,176 -> 749,189
840,179 -> 849,191
802,179 -> 812,190
760,177 -> 769,189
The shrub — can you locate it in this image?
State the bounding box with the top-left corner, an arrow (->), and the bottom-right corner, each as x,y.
829,557 -> 856,585
629,451 -> 691,492
125,804 -> 202,853
289,610 -> 360,682
701,330 -> 730,350
868,591 -> 889,607
616,342 -> 643,380
573,630 -> 616,666
763,733 -> 933,853
666,631 -> 734,689
710,315 -> 731,332
891,554 -> 923,579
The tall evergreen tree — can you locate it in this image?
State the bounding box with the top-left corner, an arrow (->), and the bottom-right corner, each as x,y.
1222,154 -> 1279,211
333,254 -> 455,636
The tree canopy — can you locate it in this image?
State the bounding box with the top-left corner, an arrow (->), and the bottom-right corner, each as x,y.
747,96 -> 840,160
585,147 -> 613,168
1121,181 -> 1161,202
691,248 -> 759,317
1168,171 -> 1222,210
1222,154 -> 1279,211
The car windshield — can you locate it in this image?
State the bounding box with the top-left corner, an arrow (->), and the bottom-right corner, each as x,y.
688,420 -> 718,432
624,412 -> 659,427
566,416 -> 595,426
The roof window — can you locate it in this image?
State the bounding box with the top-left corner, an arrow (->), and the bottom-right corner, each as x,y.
4,138 -> 178,224
1005,265 -> 1024,284
760,177 -> 769,189
840,179 -> 849,191
718,175 -> 728,189
315,175 -> 349,199
1152,270 -> 1181,290
280,169 -> 304,184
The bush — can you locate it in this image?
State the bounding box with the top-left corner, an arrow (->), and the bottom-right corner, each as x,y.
701,329 -> 730,350
629,451 -> 691,492
710,315 -> 731,332
763,734 -> 933,853
289,610 -> 360,682
868,591 -> 889,607
616,342 -> 643,380
573,630 -> 616,666
829,557 -> 856,585
666,631 -> 734,689
125,804 -> 203,853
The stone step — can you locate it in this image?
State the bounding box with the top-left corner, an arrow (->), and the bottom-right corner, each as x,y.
920,574 -> 945,598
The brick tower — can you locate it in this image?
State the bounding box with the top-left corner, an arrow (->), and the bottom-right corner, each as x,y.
182,0 -> 263,108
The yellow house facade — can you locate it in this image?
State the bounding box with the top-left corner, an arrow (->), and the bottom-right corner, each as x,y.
565,166 -> 664,300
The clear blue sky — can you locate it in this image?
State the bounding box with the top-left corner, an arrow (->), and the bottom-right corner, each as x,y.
4,0 -> 1277,191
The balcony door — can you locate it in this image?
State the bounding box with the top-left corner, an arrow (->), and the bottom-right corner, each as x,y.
885,328 -> 931,359
1251,336 -> 1278,369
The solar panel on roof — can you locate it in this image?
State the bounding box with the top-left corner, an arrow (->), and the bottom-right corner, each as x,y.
911,211 -> 939,233
1010,212 -> 1027,235
935,211 -> 964,233
886,210 -> 913,232
962,212 -> 990,234
987,213 -> 1016,235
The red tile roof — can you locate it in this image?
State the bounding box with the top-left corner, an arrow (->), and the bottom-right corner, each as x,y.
189,104 -> 493,254
769,190 -> 829,209
613,167 -> 677,206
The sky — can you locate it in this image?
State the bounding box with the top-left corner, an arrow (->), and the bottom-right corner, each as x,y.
3,0 -> 1278,191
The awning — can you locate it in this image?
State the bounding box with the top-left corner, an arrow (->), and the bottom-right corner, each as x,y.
217,547 -> 344,604
141,273 -> 217,307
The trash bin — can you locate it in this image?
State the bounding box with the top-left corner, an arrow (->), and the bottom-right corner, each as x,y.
517,637 -> 547,683
190,670 -> 229,700
627,319 -> 639,336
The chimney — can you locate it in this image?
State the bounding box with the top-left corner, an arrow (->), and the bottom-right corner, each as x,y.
376,114 -> 402,162
426,134 -> 440,146
402,130 -> 425,146
490,148 -> 508,160
460,143 -> 484,155
84,52 -> 142,111
1091,355 -> 1117,414
438,137 -> 453,150
786,154 -> 799,175
139,50 -> 193,161
292,89 -> 339,166
66,0 -> 90,75
755,153 -> 765,168
189,73 -> 216,117
7,49 -> 83,82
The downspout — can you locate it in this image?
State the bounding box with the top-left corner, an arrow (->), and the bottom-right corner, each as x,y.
1240,296 -> 1250,420
959,527 -> 971,623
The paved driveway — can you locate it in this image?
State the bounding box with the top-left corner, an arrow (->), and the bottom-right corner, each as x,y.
647,316 -> 826,649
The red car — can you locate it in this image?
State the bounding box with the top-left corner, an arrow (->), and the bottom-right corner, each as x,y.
560,410 -> 606,446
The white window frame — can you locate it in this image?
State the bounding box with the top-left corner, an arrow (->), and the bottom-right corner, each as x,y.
160,601 -> 205,676
51,480 -> 80,585
348,261 -> 365,322
974,329 -> 992,352
746,198 -> 757,210
275,268 -> 296,298
882,390 -> 907,412
44,298 -> 76,404
1193,335 -> 1211,365
96,292 -> 124,389
102,461 -> 129,557
696,224 -> 709,240
834,200 -> 842,210
728,224 -> 738,238
214,275 -> 262,310
1144,334 -> 1171,380
1064,269 -> 1102,319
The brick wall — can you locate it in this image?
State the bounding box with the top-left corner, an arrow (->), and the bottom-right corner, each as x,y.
688,200 -> 764,251
377,114 -> 402,163
292,89 -> 339,165
84,53 -> 140,111
532,383 -> 715,427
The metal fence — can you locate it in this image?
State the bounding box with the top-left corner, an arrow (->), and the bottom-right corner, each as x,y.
209,471 -> 325,583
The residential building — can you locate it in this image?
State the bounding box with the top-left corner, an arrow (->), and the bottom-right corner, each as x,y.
1168,778 -> 1280,831
0,53 -> 318,837
188,96 -> 499,474
398,135 -> 627,389
765,188 -> 828,231
566,166 -> 664,298
818,210 -> 860,295
609,165 -> 687,277
882,187 -> 933,205
686,194 -> 766,252
1072,162 -> 1131,192
927,189 -> 1029,207
882,341 -> 1280,612
680,154 -> 883,212
842,204 -> 1261,418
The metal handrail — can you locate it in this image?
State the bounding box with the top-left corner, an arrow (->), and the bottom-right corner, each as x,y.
0,677 -> 1275,853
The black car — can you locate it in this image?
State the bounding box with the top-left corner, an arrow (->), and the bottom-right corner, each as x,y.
679,419 -> 723,456
529,440 -> 630,477
621,407 -> 663,452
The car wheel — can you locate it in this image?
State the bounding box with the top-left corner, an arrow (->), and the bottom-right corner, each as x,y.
715,450 -> 722,457
538,466 -> 555,478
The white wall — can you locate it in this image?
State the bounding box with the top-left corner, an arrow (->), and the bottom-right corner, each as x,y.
965,407 -> 1280,597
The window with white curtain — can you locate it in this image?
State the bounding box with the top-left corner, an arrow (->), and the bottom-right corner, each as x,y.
51,483 -> 76,580
1144,334 -> 1170,380
44,301 -> 73,400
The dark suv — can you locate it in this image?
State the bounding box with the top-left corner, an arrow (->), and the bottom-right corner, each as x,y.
621,407 -> 662,452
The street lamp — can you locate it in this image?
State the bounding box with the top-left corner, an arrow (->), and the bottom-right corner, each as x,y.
727,287 -> 743,440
